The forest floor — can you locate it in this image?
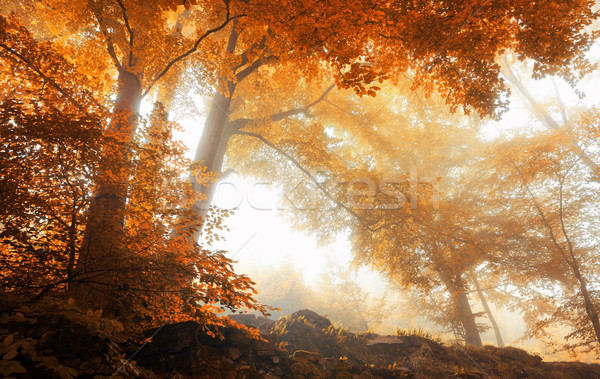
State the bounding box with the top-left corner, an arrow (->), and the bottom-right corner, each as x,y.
4,297 -> 599,378
133,309 -> 600,378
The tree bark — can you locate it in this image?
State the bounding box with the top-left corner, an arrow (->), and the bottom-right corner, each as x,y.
189,27 -> 240,241
190,90 -> 234,241
439,267 -> 483,347
71,67 -> 142,311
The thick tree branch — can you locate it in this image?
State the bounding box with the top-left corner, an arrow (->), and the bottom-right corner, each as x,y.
225,19 -> 240,54
235,55 -> 272,82
143,0 -> 240,97
115,0 -> 134,66
231,33 -> 278,85
229,83 -> 336,130
502,57 -> 560,129
234,35 -> 267,72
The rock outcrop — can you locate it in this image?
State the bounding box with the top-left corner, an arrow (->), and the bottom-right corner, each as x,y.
229,314 -> 275,332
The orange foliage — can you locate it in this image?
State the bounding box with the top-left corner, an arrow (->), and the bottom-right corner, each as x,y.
0,15 -> 270,332
2,0 -> 600,357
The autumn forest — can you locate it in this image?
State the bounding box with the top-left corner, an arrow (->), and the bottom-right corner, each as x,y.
2,0 -> 600,377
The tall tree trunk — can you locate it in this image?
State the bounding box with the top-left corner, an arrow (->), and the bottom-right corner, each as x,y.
439,267 -> 483,347
470,272 -> 504,347
190,90 -> 234,241
71,67 -> 142,311
189,27 -> 240,241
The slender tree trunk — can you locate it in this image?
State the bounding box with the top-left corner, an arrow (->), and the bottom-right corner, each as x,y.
569,256 -> 600,345
439,268 -> 483,347
71,67 -> 142,311
519,166 -> 600,347
470,272 -> 504,347
559,188 -> 600,345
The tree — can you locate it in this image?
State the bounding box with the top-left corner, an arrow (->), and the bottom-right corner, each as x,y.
2,0 -> 241,306
484,127 -> 600,354
0,14 -> 106,295
176,2 -> 599,345
470,272 -> 505,347
0,19 -> 268,330
500,55 -> 600,181
245,258 -> 392,333
2,0 -> 598,328
245,261 -> 315,319
224,76 -> 500,346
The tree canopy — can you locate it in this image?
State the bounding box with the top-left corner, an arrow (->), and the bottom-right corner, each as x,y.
2,0 -> 600,372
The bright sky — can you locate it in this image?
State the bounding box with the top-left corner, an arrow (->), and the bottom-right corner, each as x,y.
154,107 -> 390,294
181,124 -> 380,286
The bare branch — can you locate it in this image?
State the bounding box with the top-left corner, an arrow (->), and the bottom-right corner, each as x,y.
229,83 -> 336,131
234,130 -> 379,231
143,0 -> 240,97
